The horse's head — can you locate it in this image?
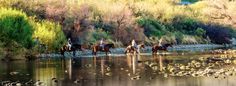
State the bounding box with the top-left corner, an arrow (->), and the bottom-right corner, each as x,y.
139,44 -> 145,49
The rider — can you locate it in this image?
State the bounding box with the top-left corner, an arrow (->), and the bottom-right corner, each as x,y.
100,38 -> 105,50
158,37 -> 163,47
67,38 -> 72,50
131,39 -> 137,49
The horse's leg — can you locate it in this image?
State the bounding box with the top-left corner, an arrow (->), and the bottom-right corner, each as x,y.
60,51 -> 65,58
73,51 -> 76,57
152,50 -> 154,54
60,48 -> 65,58
152,48 -> 155,54
153,49 -> 157,55
93,48 -> 97,55
92,47 -> 95,55
92,49 -> 95,55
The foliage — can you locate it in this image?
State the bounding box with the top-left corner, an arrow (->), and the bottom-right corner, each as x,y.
195,28 -> 206,36
0,8 -> 34,48
33,20 -> 66,51
0,7 -> 66,60
1,0 -> 236,47
137,18 -> 167,37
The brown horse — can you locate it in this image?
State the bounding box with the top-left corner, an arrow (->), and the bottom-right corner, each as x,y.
152,43 -> 173,54
92,43 -> 115,55
125,44 -> 145,54
60,44 -> 84,57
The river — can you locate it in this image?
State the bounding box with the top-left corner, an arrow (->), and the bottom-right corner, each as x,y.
1,52 -> 236,86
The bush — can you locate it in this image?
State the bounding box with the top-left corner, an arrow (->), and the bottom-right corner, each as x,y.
0,8 -> 34,48
199,23 -> 233,44
0,7 -> 66,60
137,17 -> 166,37
76,28 -> 112,45
1,0 -> 236,46
195,27 -> 206,36
33,20 -> 66,51
174,32 -> 184,44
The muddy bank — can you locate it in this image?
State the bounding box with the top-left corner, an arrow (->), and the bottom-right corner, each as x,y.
37,44 -> 228,58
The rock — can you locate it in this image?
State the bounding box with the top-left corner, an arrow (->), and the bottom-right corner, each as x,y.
10,71 -> 19,75
1,81 -> 10,86
224,59 -> 231,64
233,60 -> 236,64
16,83 -> 21,86
34,80 -> 44,86
74,79 -> 80,84
128,73 -> 131,76
51,78 -> 58,83
25,79 -> 33,85
105,72 -> 112,76
179,65 -> 185,70
164,73 -> 168,78
106,67 -> 111,71
131,75 -> 141,80
125,70 -> 129,72
198,57 -> 205,61
85,64 -> 92,68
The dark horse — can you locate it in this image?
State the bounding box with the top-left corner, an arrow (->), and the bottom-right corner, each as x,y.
60,44 -> 84,57
152,43 -> 173,54
125,44 -> 145,54
92,43 -> 115,55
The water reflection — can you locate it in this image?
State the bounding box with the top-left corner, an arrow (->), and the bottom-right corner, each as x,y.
130,54 -> 137,74
1,54 -> 236,86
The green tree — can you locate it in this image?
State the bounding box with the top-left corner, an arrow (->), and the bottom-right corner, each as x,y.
195,28 -> 206,36
0,8 -> 34,48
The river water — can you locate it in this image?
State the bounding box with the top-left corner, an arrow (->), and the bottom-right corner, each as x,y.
1,53 -> 236,86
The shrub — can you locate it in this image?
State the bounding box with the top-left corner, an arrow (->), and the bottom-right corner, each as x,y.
33,20 -> 66,51
137,17 -> 166,37
195,27 -> 206,36
0,8 -> 34,48
1,0 -> 236,46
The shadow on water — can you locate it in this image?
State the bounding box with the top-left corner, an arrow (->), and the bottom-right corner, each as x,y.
1,53 -> 236,86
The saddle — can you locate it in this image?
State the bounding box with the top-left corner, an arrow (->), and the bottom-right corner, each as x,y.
159,46 -> 164,49
99,45 -> 105,51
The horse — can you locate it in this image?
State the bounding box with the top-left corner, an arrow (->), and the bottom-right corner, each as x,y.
60,44 -> 84,57
125,44 -> 145,54
152,43 -> 173,54
92,43 -> 115,55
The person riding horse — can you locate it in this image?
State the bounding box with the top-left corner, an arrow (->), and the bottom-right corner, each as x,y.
92,43 -> 115,55
100,38 -> 105,50
152,43 -> 173,54
67,38 -> 72,50
131,39 -> 138,50
125,39 -> 145,54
